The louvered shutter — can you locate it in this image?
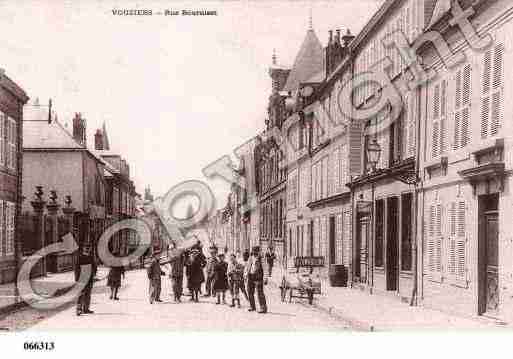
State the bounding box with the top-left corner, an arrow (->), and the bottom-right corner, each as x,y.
448,202 -> 457,276
336,213 -> 343,264
334,148 -> 340,194
343,210 -> 351,265
321,216 -> 327,259
0,112 -> 4,167
6,202 -> 14,255
426,205 -> 436,275
481,44 -> 504,138
432,84 -> 441,158
456,201 -> 467,282
440,80 -> 448,153
454,64 -> 472,149
435,204 -> 443,275
0,200 -> 4,256
323,157 -> 329,198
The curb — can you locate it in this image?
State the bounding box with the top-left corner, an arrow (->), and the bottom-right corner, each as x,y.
268,279 -> 374,332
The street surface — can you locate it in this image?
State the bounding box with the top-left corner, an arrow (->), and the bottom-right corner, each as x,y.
24,269 -> 348,331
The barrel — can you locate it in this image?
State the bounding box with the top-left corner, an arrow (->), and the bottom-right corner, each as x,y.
328,264 -> 347,287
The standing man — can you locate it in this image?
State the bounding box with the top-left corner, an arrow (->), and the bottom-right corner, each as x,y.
168,243 -> 185,302
204,245 -> 218,297
75,244 -> 97,316
265,247 -> 276,277
147,251 -> 166,304
247,246 -> 267,314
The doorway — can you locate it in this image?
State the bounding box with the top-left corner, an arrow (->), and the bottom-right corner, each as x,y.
386,197 -> 399,291
355,215 -> 369,283
478,194 -> 499,316
329,216 -> 336,265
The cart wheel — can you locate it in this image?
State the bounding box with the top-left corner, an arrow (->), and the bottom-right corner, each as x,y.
308,290 -> 313,305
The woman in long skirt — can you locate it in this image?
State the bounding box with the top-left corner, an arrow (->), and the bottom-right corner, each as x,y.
107,265 -> 125,300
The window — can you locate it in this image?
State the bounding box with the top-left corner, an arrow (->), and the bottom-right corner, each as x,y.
454,64 -> 471,149
401,193 -> 413,271
375,199 -> 384,267
481,44 -> 504,139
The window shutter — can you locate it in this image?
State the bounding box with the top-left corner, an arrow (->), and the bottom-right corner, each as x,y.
440,80 -> 447,153
456,201 -> 466,280
0,112 -> 4,167
454,70 -> 462,149
448,202 -> 457,276
435,204 -> 443,275
0,200 -> 4,256
7,202 -> 14,255
481,44 -> 504,138
336,213 -> 343,265
461,65 -> 471,147
427,205 -> 435,274
432,84 -> 440,158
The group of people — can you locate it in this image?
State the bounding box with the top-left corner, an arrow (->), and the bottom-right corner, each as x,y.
73,240 -> 275,317
146,240 -> 271,314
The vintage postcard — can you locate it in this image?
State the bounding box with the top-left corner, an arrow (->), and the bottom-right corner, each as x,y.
0,0 -> 511,356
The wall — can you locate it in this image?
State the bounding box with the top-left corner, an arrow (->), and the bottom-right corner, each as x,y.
22,151 -> 83,213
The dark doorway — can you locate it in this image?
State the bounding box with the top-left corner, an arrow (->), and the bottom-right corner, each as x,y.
478,193 -> 499,315
329,216 -> 336,265
386,197 -> 399,291
355,215 -> 369,283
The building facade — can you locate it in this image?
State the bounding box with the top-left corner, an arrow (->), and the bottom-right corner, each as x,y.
0,74 -> 29,284
23,110 -> 106,253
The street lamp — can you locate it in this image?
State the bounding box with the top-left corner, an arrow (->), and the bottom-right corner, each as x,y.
366,138 -> 381,173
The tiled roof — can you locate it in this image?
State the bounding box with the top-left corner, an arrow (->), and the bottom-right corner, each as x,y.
283,29 -> 324,92
23,107 -> 83,149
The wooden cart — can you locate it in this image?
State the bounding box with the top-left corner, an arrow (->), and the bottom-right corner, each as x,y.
280,256 -> 323,305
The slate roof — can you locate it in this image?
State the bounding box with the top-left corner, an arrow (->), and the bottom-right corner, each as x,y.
23,106 -> 82,149
283,29 -> 324,92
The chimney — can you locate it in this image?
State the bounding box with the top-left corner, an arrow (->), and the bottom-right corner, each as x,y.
94,129 -> 103,150
72,113 -> 87,147
342,29 -> 355,47
328,30 -> 333,45
335,29 -> 341,45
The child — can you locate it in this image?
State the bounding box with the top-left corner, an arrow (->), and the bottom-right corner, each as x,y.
227,254 -> 244,308
213,253 -> 229,304
107,265 -> 125,300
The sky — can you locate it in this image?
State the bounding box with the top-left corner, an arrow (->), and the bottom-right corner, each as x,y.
0,0 -> 383,215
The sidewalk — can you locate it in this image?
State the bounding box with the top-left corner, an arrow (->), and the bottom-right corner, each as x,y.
0,267 -> 109,315
268,265 -> 507,331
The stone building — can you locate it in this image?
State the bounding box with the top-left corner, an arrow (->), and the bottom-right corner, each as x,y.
0,73 -> 28,284
23,109 -> 106,253
94,123 -> 138,256
417,0 -> 513,320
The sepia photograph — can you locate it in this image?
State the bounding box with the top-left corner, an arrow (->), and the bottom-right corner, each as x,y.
0,0 -> 512,357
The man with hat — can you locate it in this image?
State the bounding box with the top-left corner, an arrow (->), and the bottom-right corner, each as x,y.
204,243 -> 218,297
75,244 -> 97,316
247,246 -> 267,313
147,250 -> 166,303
